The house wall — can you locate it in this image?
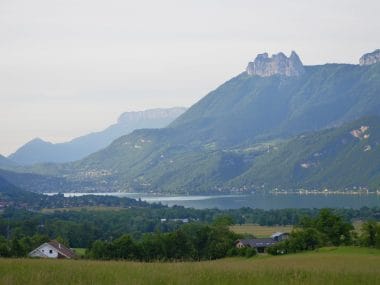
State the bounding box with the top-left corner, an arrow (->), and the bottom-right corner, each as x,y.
30,244 -> 59,258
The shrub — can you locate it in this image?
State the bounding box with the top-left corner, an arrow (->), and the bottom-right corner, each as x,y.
244,247 -> 257,258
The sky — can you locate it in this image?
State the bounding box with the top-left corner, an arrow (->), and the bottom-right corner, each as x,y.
1,0 -> 380,156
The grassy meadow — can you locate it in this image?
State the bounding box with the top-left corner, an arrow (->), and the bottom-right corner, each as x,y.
230,221 -> 371,238
0,247 -> 379,285
230,224 -> 294,237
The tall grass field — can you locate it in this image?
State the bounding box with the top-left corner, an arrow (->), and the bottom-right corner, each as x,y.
0,247 -> 379,285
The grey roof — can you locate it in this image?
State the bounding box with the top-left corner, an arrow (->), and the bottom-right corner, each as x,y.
237,238 -> 277,248
271,232 -> 289,238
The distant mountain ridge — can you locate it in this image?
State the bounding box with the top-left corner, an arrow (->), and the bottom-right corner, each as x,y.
0,155 -> 16,167
8,107 -> 186,165
5,50 -> 380,194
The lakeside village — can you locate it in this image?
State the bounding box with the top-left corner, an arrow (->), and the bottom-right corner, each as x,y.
56,186 -> 380,197
269,187 -> 380,195
225,186 -> 380,195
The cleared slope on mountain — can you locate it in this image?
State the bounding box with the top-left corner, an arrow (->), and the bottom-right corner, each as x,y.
9,107 -> 186,165
232,116 -> 380,191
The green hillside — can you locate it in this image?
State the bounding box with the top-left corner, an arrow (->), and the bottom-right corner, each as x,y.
0,176 -> 41,203
73,116 -> 380,193
232,116 -> 380,191
170,63 -> 380,146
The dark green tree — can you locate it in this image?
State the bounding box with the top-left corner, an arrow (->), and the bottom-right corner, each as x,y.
303,209 -> 353,246
360,221 -> 380,248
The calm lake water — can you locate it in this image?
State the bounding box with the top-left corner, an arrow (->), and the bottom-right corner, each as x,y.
46,192 -> 380,210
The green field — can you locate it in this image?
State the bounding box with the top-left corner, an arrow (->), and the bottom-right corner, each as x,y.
230,221 -> 371,238
230,224 -> 294,237
0,247 -> 379,285
72,248 -> 86,257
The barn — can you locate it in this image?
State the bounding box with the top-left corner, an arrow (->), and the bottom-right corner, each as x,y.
236,232 -> 289,253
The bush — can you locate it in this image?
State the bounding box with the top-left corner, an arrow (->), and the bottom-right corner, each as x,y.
244,247 -> 257,258
267,242 -> 288,255
226,247 -> 238,257
229,247 -> 257,258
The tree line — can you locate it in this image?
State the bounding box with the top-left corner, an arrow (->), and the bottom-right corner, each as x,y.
87,218 -> 248,261
1,206 -> 380,249
0,208 -> 380,260
0,234 -> 50,257
268,209 -> 380,255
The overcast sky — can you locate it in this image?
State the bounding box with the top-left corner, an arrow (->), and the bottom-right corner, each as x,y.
1,0 -> 379,155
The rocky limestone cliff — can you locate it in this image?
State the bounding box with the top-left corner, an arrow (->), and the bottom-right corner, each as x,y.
246,51 -> 304,77
359,49 -> 380,66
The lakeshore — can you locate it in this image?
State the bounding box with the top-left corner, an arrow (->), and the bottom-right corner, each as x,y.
43,192 -> 380,210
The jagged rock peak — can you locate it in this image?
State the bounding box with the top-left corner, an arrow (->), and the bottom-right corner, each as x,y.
359,49 -> 380,66
246,51 -> 305,77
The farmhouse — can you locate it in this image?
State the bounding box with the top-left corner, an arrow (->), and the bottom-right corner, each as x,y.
236,232 -> 289,253
236,238 -> 277,253
28,240 -> 76,259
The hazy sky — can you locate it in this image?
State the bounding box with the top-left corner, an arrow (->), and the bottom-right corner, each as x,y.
1,0 -> 379,155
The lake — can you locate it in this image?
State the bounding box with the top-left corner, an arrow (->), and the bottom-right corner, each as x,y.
46,192 -> 380,210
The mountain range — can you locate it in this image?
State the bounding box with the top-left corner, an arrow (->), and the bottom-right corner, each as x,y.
8,107 -> 186,165
2,50 -> 380,194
